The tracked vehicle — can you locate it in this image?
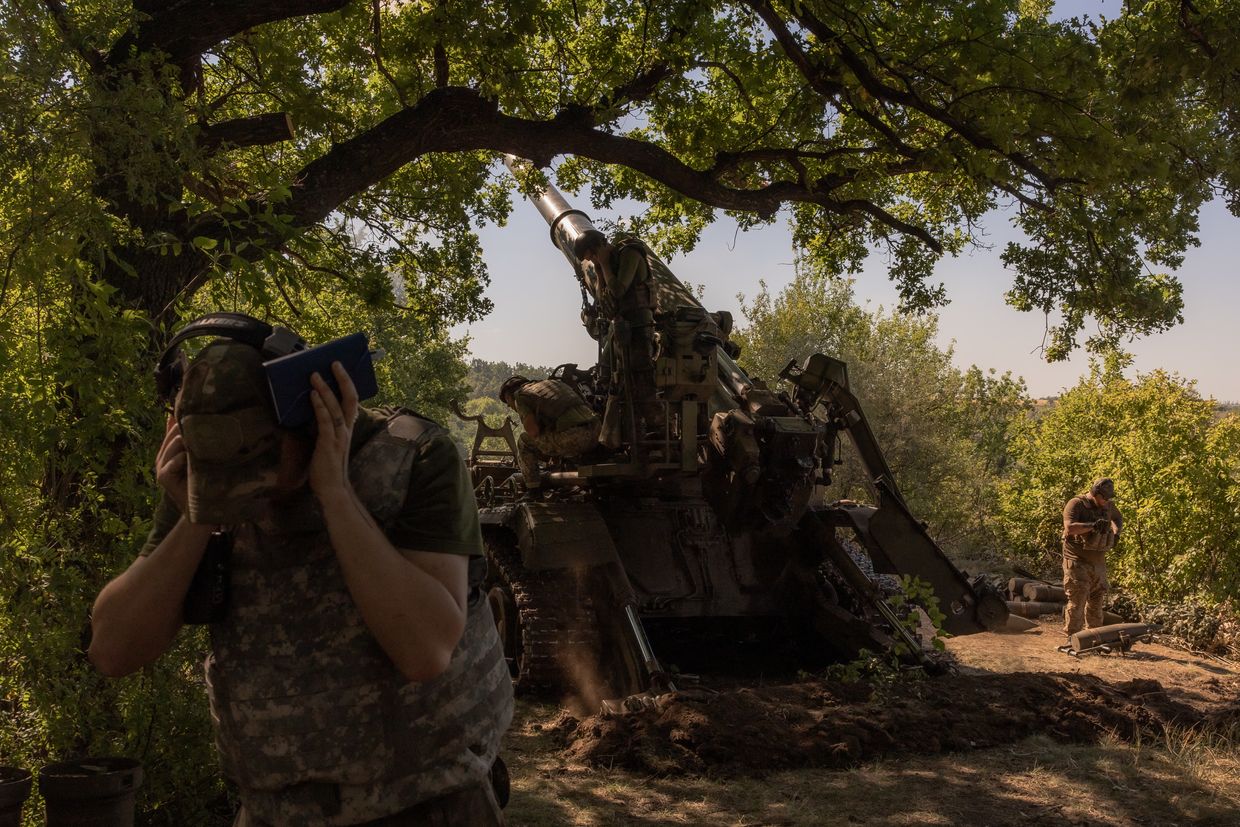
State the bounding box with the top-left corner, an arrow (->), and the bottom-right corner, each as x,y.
463,164 -> 1008,702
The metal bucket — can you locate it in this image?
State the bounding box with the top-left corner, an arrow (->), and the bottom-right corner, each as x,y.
0,767 -> 32,827
39,758 -> 142,827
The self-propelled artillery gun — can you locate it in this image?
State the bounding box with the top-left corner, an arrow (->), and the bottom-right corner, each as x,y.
464,162 -> 1008,704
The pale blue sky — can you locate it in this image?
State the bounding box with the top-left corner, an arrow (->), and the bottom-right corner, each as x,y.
456,0 -> 1240,402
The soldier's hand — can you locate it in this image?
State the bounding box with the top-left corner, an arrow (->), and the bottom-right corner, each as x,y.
1093,517 -> 1111,532
155,414 -> 190,514
308,361 -> 359,500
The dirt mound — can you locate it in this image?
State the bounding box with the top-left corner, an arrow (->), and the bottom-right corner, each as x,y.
561,672 -> 1234,775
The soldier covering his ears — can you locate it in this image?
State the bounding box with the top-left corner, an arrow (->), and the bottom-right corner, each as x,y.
573,230 -> 665,443
88,324 -> 513,826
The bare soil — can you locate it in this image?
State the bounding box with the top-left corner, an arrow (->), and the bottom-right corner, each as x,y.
501,618 -> 1240,826
554,620 -> 1239,775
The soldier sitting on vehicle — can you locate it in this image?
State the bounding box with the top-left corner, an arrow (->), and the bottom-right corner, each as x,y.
500,375 -> 602,491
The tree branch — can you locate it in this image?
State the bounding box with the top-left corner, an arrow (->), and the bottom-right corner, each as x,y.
372,0 -> 412,105
1178,0 -> 1217,59
106,0 -> 351,69
595,62 -> 674,115
198,112 -> 295,152
434,42 -> 449,89
223,87 -> 945,252
780,2 -> 1063,193
41,0 -> 105,73
743,0 -> 1068,199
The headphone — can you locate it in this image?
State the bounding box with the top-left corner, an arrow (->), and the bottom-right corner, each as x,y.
154,312 -> 306,402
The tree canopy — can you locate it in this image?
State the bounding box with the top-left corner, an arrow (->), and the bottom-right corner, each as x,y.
3,0 -> 1237,351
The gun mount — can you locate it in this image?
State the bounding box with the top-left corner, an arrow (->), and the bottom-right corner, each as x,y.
467,159 -> 1008,706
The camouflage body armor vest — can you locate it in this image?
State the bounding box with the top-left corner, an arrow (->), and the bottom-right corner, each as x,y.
612,237 -> 699,317
608,238 -> 654,318
205,413 -> 514,825
519,379 -> 597,433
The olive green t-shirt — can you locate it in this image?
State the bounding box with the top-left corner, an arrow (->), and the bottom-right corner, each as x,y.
139,407 -> 482,557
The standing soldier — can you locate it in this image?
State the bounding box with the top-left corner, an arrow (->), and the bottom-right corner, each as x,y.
88,319 -> 513,826
500,375 -> 601,491
572,230 -> 664,445
1061,477 -> 1124,638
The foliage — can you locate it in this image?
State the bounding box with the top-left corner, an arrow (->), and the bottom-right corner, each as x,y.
819,576 -> 950,691
821,650 -> 892,690
996,363 -> 1240,605
1107,593 -> 1227,652
734,261 -> 1031,557
2,0 -> 1238,820
464,358 -> 554,402
820,577 -> 949,689
1,0 -> 1234,359
887,575 -> 948,655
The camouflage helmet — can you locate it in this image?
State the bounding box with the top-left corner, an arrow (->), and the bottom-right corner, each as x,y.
176,340 -> 283,524
571,229 -> 608,260
499,375 -> 530,406
1090,477 -> 1117,500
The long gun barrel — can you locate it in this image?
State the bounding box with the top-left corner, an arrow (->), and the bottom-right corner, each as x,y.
503,156 -> 751,399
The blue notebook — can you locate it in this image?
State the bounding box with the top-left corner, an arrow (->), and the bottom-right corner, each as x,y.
263,332 -> 379,428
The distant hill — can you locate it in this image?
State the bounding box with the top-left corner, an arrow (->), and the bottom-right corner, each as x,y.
464,358 -> 554,401
447,358 -> 554,455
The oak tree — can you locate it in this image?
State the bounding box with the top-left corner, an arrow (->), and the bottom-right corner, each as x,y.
1,0 -> 1237,818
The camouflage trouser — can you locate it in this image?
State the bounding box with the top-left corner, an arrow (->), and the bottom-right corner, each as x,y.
518,421 -> 601,487
233,782 -> 504,826
1063,557 -> 1109,635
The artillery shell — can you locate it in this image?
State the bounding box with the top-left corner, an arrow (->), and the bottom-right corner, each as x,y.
1022,583 -> 1067,603
1007,577 -> 1036,599
1069,623 -> 1154,652
1005,600 -> 1064,617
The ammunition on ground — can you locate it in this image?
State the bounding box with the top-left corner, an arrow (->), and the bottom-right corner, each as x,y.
1022,583 -> 1066,603
1006,600 -> 1065,617
1068,623 -> 1154,654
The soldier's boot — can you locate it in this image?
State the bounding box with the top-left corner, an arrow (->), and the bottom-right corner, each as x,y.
516,441 -> 543,491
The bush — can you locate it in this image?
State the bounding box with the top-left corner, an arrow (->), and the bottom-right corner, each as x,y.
997,361 -> 1240,605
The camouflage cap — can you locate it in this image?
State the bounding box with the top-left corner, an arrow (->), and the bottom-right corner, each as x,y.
1090,477 -> 1117,500
176,340 -> 282,524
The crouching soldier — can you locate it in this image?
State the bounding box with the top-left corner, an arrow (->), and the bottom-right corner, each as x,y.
499,375 -> 601,491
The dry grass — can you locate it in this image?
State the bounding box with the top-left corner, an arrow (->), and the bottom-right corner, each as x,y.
502,701 -> 1240,827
